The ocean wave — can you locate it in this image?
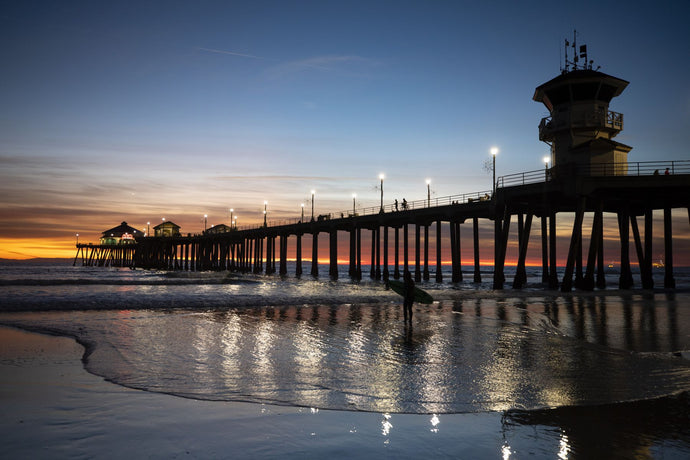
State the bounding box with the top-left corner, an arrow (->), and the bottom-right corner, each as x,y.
0,278 -> 258,286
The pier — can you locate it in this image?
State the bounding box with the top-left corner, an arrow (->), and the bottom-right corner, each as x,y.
74,47 -> 690,292
73,243 -> 136,269
74,159 -> 690,292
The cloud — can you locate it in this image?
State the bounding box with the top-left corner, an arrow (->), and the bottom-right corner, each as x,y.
286,55 -> 367,71
196,47 -> 382,82
197,47 -> 268,60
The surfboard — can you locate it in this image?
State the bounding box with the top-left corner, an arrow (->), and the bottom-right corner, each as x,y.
388,280 -> 434,304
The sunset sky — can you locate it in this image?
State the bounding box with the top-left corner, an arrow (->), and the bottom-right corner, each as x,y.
1,1 -> 689,262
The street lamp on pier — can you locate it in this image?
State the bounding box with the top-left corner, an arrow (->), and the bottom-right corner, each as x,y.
229,209 -> 234,228
543,156 -> 550,181
311,190 -> 315,221
426,179 -> 431,207
301,203 -> 305,222
379,173 -> 385,212
147,222 -> 150,236
352,193 -> 356,216
76,233 -> 79,245
263,201 -> 268,227
490,147 -> 499,196
204,214 -> 208,232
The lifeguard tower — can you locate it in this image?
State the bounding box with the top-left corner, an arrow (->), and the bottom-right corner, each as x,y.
533,32 -> 632,177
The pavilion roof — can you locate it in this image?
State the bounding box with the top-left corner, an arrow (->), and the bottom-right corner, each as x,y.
101,221 -> 143,237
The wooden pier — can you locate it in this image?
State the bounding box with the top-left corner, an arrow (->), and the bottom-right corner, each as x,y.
74,60 -> 690,291
492,162 -> 690,291
73,243 -> 136,268
74,161 -> 690,292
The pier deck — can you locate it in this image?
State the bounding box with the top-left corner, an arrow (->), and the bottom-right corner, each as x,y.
75,161 -> 690,292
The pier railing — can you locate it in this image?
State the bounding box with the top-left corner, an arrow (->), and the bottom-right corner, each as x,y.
108,160 -> 688,235
235,189 -> 493,231
497,160 -> 690,188
229,159 -> 690,231
339,189 -> 494,218
539,109 -> 624,141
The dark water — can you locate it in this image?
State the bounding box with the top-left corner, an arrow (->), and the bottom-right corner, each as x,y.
2,262 -> 690,457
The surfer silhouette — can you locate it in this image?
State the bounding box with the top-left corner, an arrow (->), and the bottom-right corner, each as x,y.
403,270 -> 415,322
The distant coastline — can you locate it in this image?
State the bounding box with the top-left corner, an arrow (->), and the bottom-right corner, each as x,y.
0,258 -> 73,265
2,257 -> 689,270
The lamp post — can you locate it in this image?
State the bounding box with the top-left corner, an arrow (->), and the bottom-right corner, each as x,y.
234,216 -> 238,229
543,156 -> 550,180
204,214 -> 207,232
426,179 -> 431,207
76,233 -> 79,245
490,147 -> 499,196
263,201 -> 268,227
147,222 -> 150,236
352,193 -> 356,216
301,203 -> 305,222
379,173 -> 385,212
311,190 -> 315,221
229,209 -> 234,228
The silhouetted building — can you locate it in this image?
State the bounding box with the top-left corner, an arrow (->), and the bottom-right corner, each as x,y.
154,221 -> 181,237
534,45 -> 631,176
205,224 -> 232,235
100,221 -> 143,245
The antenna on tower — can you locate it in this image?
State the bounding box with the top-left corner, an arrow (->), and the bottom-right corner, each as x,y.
580,44 -> 588,69
563,36 -> 569,73
573,29 -> 578,68
562,29 -> 597,72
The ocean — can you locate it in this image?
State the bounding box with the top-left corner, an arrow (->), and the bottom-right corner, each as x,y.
1,261 -> 690,458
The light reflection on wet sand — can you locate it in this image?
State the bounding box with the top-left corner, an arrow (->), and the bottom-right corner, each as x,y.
505,392 -> 690,459
3,292 -> 690,459
2,294 -> 689,415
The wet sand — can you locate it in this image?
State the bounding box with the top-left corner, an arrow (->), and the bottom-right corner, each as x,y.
0,326 -> 511,459
3,321 -> 690,459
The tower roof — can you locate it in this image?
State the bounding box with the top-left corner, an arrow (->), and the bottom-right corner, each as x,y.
533,69 -> 629,111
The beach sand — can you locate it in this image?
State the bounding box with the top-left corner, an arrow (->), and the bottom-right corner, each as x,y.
1,326 -> 516,459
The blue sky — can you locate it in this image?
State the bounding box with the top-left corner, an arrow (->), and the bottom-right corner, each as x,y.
1,0 -> 689,256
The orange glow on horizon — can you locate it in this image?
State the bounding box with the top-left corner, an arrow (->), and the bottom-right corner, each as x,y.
0,238 -> 78,260
252,256 -> 638,268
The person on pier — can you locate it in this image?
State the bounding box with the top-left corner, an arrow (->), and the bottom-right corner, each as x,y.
403,270 -> 415,322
